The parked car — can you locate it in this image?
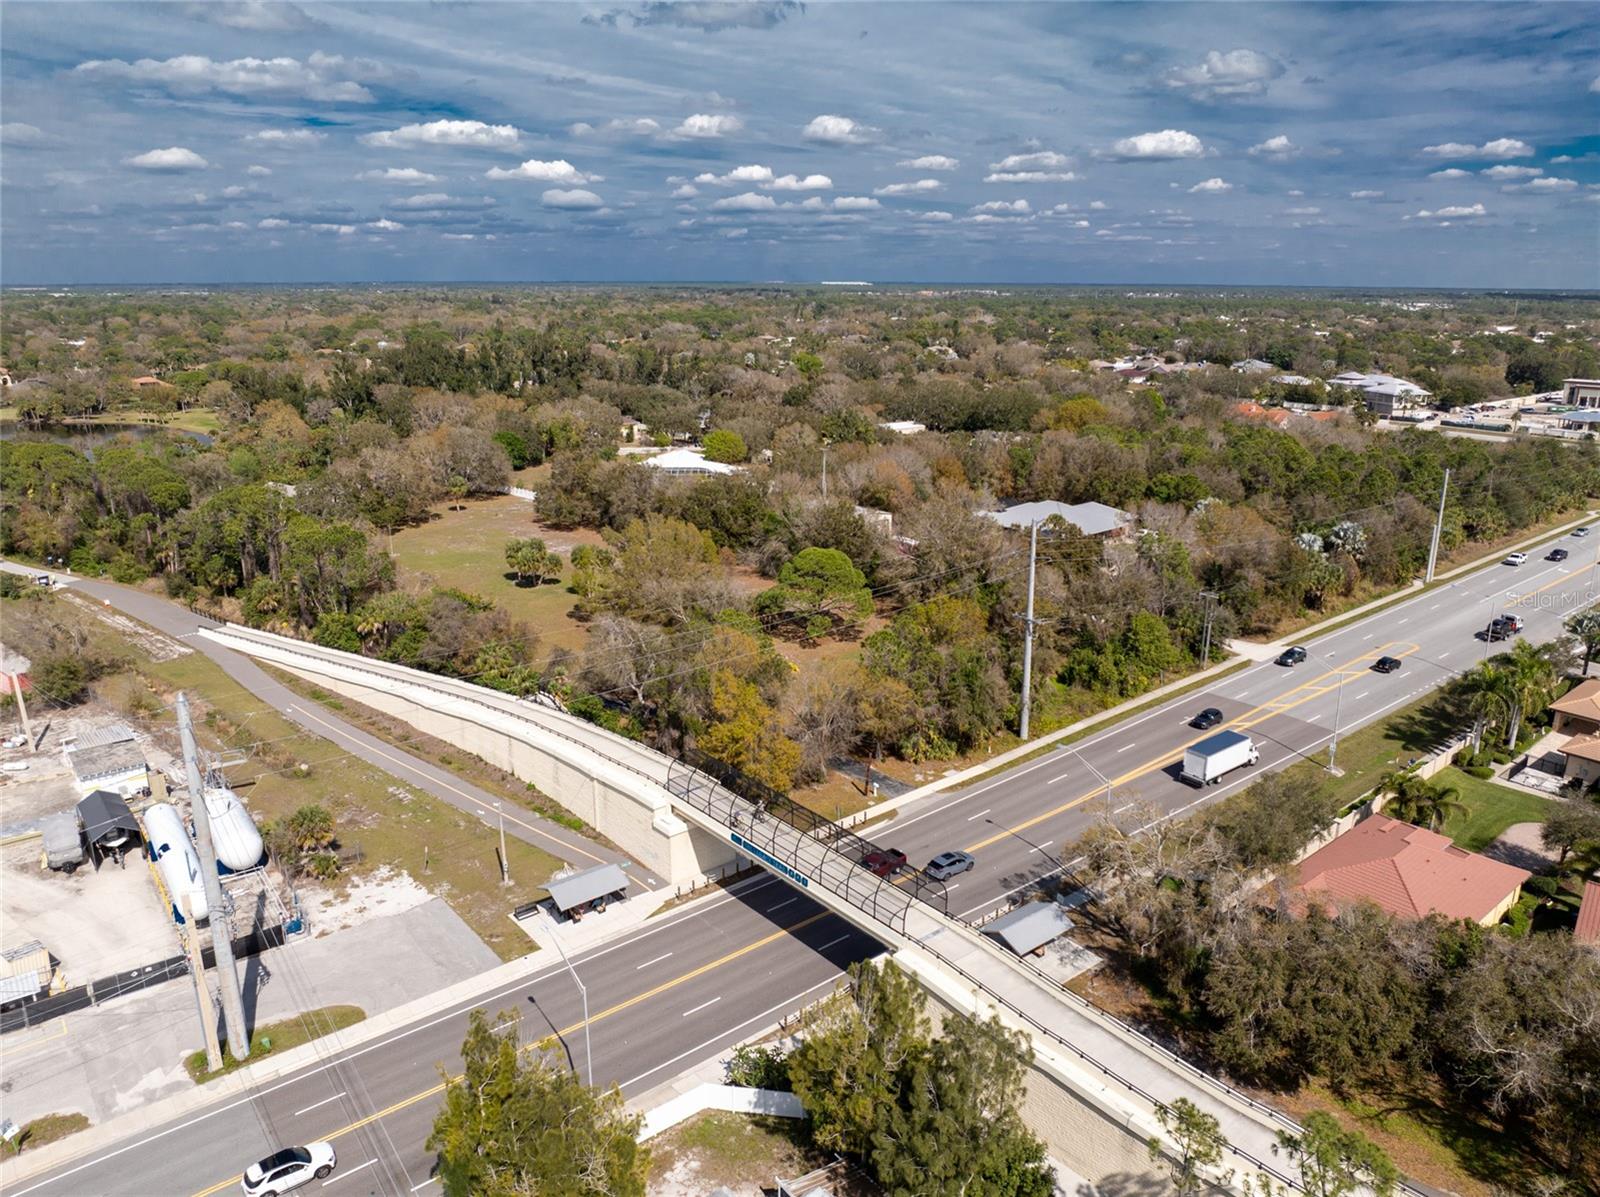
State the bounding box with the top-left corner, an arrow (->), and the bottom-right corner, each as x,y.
1275,645 -> 1308,667
925,851 -> 975,881
861,849 -> 908,878
1190,707 -> 1224,730
241,1144 -> 336,1196
1548,547 -> 1570,562
1504,552 -> 1529,566
1373,656 -> 1403,673
1574,526 -> 1592,538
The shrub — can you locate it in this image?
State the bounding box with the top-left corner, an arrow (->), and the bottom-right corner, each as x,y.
725,1043 -> 791,1090
1464,764 -> 1495,779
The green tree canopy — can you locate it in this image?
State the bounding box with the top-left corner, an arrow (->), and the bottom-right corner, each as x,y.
755,546 -> 873,639
700,428 -> 748,464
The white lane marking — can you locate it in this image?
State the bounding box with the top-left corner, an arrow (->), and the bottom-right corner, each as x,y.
1429,602 -> 1442,610
768,898 -> 797,912
1439,650 -> 1451,659
410,1180 -> 439,1193
944,883 -> 960,891
293,1092 -> 347,1117
1362,633 -> 1375,640
681,996 -> 722,1018
324,1160 -> 377,1187
966,807 -> 992,821
1354,691 -> 1370,700
1117,743 -> 1135,752
1046,773 -> 1070,785
816,934 -> 853,952
1395,617 -> 1408,625
634,952 -> 673,970
1033,841 -> 1054,853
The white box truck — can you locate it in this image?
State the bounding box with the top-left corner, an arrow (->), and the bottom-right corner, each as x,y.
1180,730 -> 1259,786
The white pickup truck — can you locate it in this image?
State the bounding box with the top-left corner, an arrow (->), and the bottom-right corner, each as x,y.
1180,730 -> 1259,786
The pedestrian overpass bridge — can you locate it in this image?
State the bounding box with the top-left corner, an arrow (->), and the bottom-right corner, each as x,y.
201,623 -> 1410,1195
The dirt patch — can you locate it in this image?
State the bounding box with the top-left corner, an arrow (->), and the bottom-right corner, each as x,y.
60,591 -> 192,661
647,1111 -> 866,1197
298,864 -> 434,935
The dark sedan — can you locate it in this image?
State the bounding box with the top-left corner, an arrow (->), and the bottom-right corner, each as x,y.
1275,645 -> 1307,667
1548,548 -> 1570,562
1373,656 -> 1403,674
1190,707 -> 1225,730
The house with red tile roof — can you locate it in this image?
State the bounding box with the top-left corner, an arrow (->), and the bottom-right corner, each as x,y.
1292,814 -> 1530,926
1577,880 -> 1600,948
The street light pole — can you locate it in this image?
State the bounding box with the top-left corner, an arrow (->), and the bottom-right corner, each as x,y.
1425,468 -> 1450,583
1328,657 -> 1346,775
1199,590 -> 1220,669
1069,745 -> 1114,816
545,915 -> 592,1088
1018,519 -> 1040,741
495,802 -> 511,886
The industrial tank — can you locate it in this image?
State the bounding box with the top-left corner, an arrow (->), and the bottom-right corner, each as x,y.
144,802 -> 208,923
202,785 -> 265,872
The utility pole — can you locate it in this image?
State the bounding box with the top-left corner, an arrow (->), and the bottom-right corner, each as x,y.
1018,520 -> 1040,741
1425,468 -> 1450,583
495,802 -> 511,886
820,441 -> 829,501
1328,657 -> 1346,776
177,693 -> 249,1064
182,894 -> 222,1075
1199,591 -> 1221,669
7,671 -> 31,745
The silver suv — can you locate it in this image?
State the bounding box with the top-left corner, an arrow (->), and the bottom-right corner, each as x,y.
925,851 -> 975,881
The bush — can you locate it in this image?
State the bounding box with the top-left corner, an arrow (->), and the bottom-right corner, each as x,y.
701,428 -> 748,464
1464,764 -> 1495,779
32,655 -> 89,706
725,1043 -> 791,1090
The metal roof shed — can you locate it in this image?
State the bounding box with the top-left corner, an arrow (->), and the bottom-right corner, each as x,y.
982,901 -> 1074,957
77,790 -> 141,853
546,863 -> 631,915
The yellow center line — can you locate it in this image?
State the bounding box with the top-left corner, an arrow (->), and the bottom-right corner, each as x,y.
290,705 -> 606,865
1506,567 -> 1584,608
961,642 -> 1418,854
188,910 -> 830,1197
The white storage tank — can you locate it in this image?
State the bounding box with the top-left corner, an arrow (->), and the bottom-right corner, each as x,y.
203,786 -> 265,872
144,802 -> 208,923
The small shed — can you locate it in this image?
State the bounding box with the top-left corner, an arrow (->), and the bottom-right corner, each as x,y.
0,941 -> 53,1008
77,790 -> 142,866
546,863 -> 631,921
982,901 -> 1074,957
63,724 -> 147,798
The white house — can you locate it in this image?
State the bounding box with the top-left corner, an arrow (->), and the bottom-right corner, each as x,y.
1231,359 -> 1276,374
983,500 -> 1133,538
642,448 -> 742,477
877,420 -> 927,436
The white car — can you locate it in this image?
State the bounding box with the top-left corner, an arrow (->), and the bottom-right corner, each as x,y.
1503,552 -> 1529,566
241,1143 -> 336,1196
1575,526 -> 1593,538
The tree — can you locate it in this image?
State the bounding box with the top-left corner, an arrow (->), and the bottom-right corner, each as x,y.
601,515 -> 728,625
1500,638 -> 1559,750
427,1009 -> 647,1197
1567,609 -> 1600,676
1379,769 -> 1466,832
505,537 -> 560,585
697,669 -> 802,791
1541,803 -> 1600,865
700,428 -> 748,464
1458,661 -> 1513,750
31,655 -> 89,707
446,474 -> 469,510
1274,1112 -> 1397,1197
755,546 -> 873,639
1149,1098 -> 1231,1197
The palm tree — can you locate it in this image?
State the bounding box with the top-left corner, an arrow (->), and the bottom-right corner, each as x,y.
1458,661 -> 1513,751
1501,638 -> 1559,751
1567,609 -> 1600,677
1383,773 -> 1467,831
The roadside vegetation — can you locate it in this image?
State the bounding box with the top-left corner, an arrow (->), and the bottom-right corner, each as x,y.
185,1005 -> 366,1083
0,1113 -> 91,1158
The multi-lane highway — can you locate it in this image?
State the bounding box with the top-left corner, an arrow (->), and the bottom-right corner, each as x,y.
8,523 -> 1596,1194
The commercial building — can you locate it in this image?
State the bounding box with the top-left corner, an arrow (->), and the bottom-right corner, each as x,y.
1328,371 -> 1432,417
1560,378 -> 1600,408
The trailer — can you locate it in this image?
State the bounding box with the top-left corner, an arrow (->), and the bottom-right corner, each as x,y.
39,813 -> 85,874
1180,730 -> 1259,786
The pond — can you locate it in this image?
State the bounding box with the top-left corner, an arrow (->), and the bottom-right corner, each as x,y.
0,420 -> 213,455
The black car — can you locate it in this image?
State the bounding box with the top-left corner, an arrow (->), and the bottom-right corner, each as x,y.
1548,548 -> 1570,562
1191,707 -> 1224,730
1275,645 -> 1307,667
1373,656 -> 1403,673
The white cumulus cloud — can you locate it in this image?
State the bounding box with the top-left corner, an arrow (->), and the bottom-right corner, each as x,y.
899,155 -> 959,171
1349,190 -> 1383,199
485,158 -> 600,184
1406,203 -> 1488,220
0,122 -> 48,147
126,146 -> 208,171
875,179 -> 943,196
803,114 -> 878,145
669,113 -> 743,139
1188,177 -> 1232,193
389,193 -> 496,210
570,117 -> 661,137
984,150 -> 1075,182
245,128 -> 324,145
366,218 -> 405,231
246,165 -> 272,177
1098,129 -> 1207,161
913,210 -> 954,222
711,192 -> 778,212
1481,165 -> 1542,180
973,199 -> 1031,214
832,196 -> 880,210
76,52 -> 379,102
358,167 -> 441,184
1505,177 -> 1577,193
696,164 -> 774,186
671,183 -> 699,198
362,120 -> 521,149
541,188 -> 605,210
1163,49 -> 1284,100
1248,135 -> 1299,159
1430,168 -> 1473,179
1421,138 -> 1534,159
767,173 -> 832,190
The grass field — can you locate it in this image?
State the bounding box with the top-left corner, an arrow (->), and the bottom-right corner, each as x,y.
185,1005 -> 366,1083
1434,767 -> 1556,851
0,1113 -> 91,1158
389,496 -> 602,658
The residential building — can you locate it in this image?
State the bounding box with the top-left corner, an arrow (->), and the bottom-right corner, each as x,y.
641,447 -> 741,477
877,420 -> 927,436
1328,370 -> 1432,416
62,723 -> 148,799
1561,378 -> 1600,408
1231,358 -> 1276,374
984,499 -> 1133,538
1576,880 -> 1600,948
1549,678 -> 1600,736
1290,814 -> 1530,926
1232,400 -> 1291,427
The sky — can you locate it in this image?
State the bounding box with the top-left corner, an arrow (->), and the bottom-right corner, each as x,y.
2,1 -> 1597,288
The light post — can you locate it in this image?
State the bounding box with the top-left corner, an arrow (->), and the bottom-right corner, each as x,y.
1068,744 -> 1115,816
1328,654 -> 1346,775
495,802 -> 511,886
545,913 -> 593,1088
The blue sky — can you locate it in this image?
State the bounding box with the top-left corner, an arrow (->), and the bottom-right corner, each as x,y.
2,1 -> 1596,287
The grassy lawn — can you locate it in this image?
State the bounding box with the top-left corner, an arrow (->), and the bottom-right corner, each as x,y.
185,1005 -> 366,1083
1433,767 -> 1556,852
389,496 -> 602,658
647,1111 -> 863,1194
0,1113 -> 91,1158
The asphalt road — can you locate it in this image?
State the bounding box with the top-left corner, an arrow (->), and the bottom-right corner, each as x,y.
10,526 -> 1597,1194
9,873 -> 879,1197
